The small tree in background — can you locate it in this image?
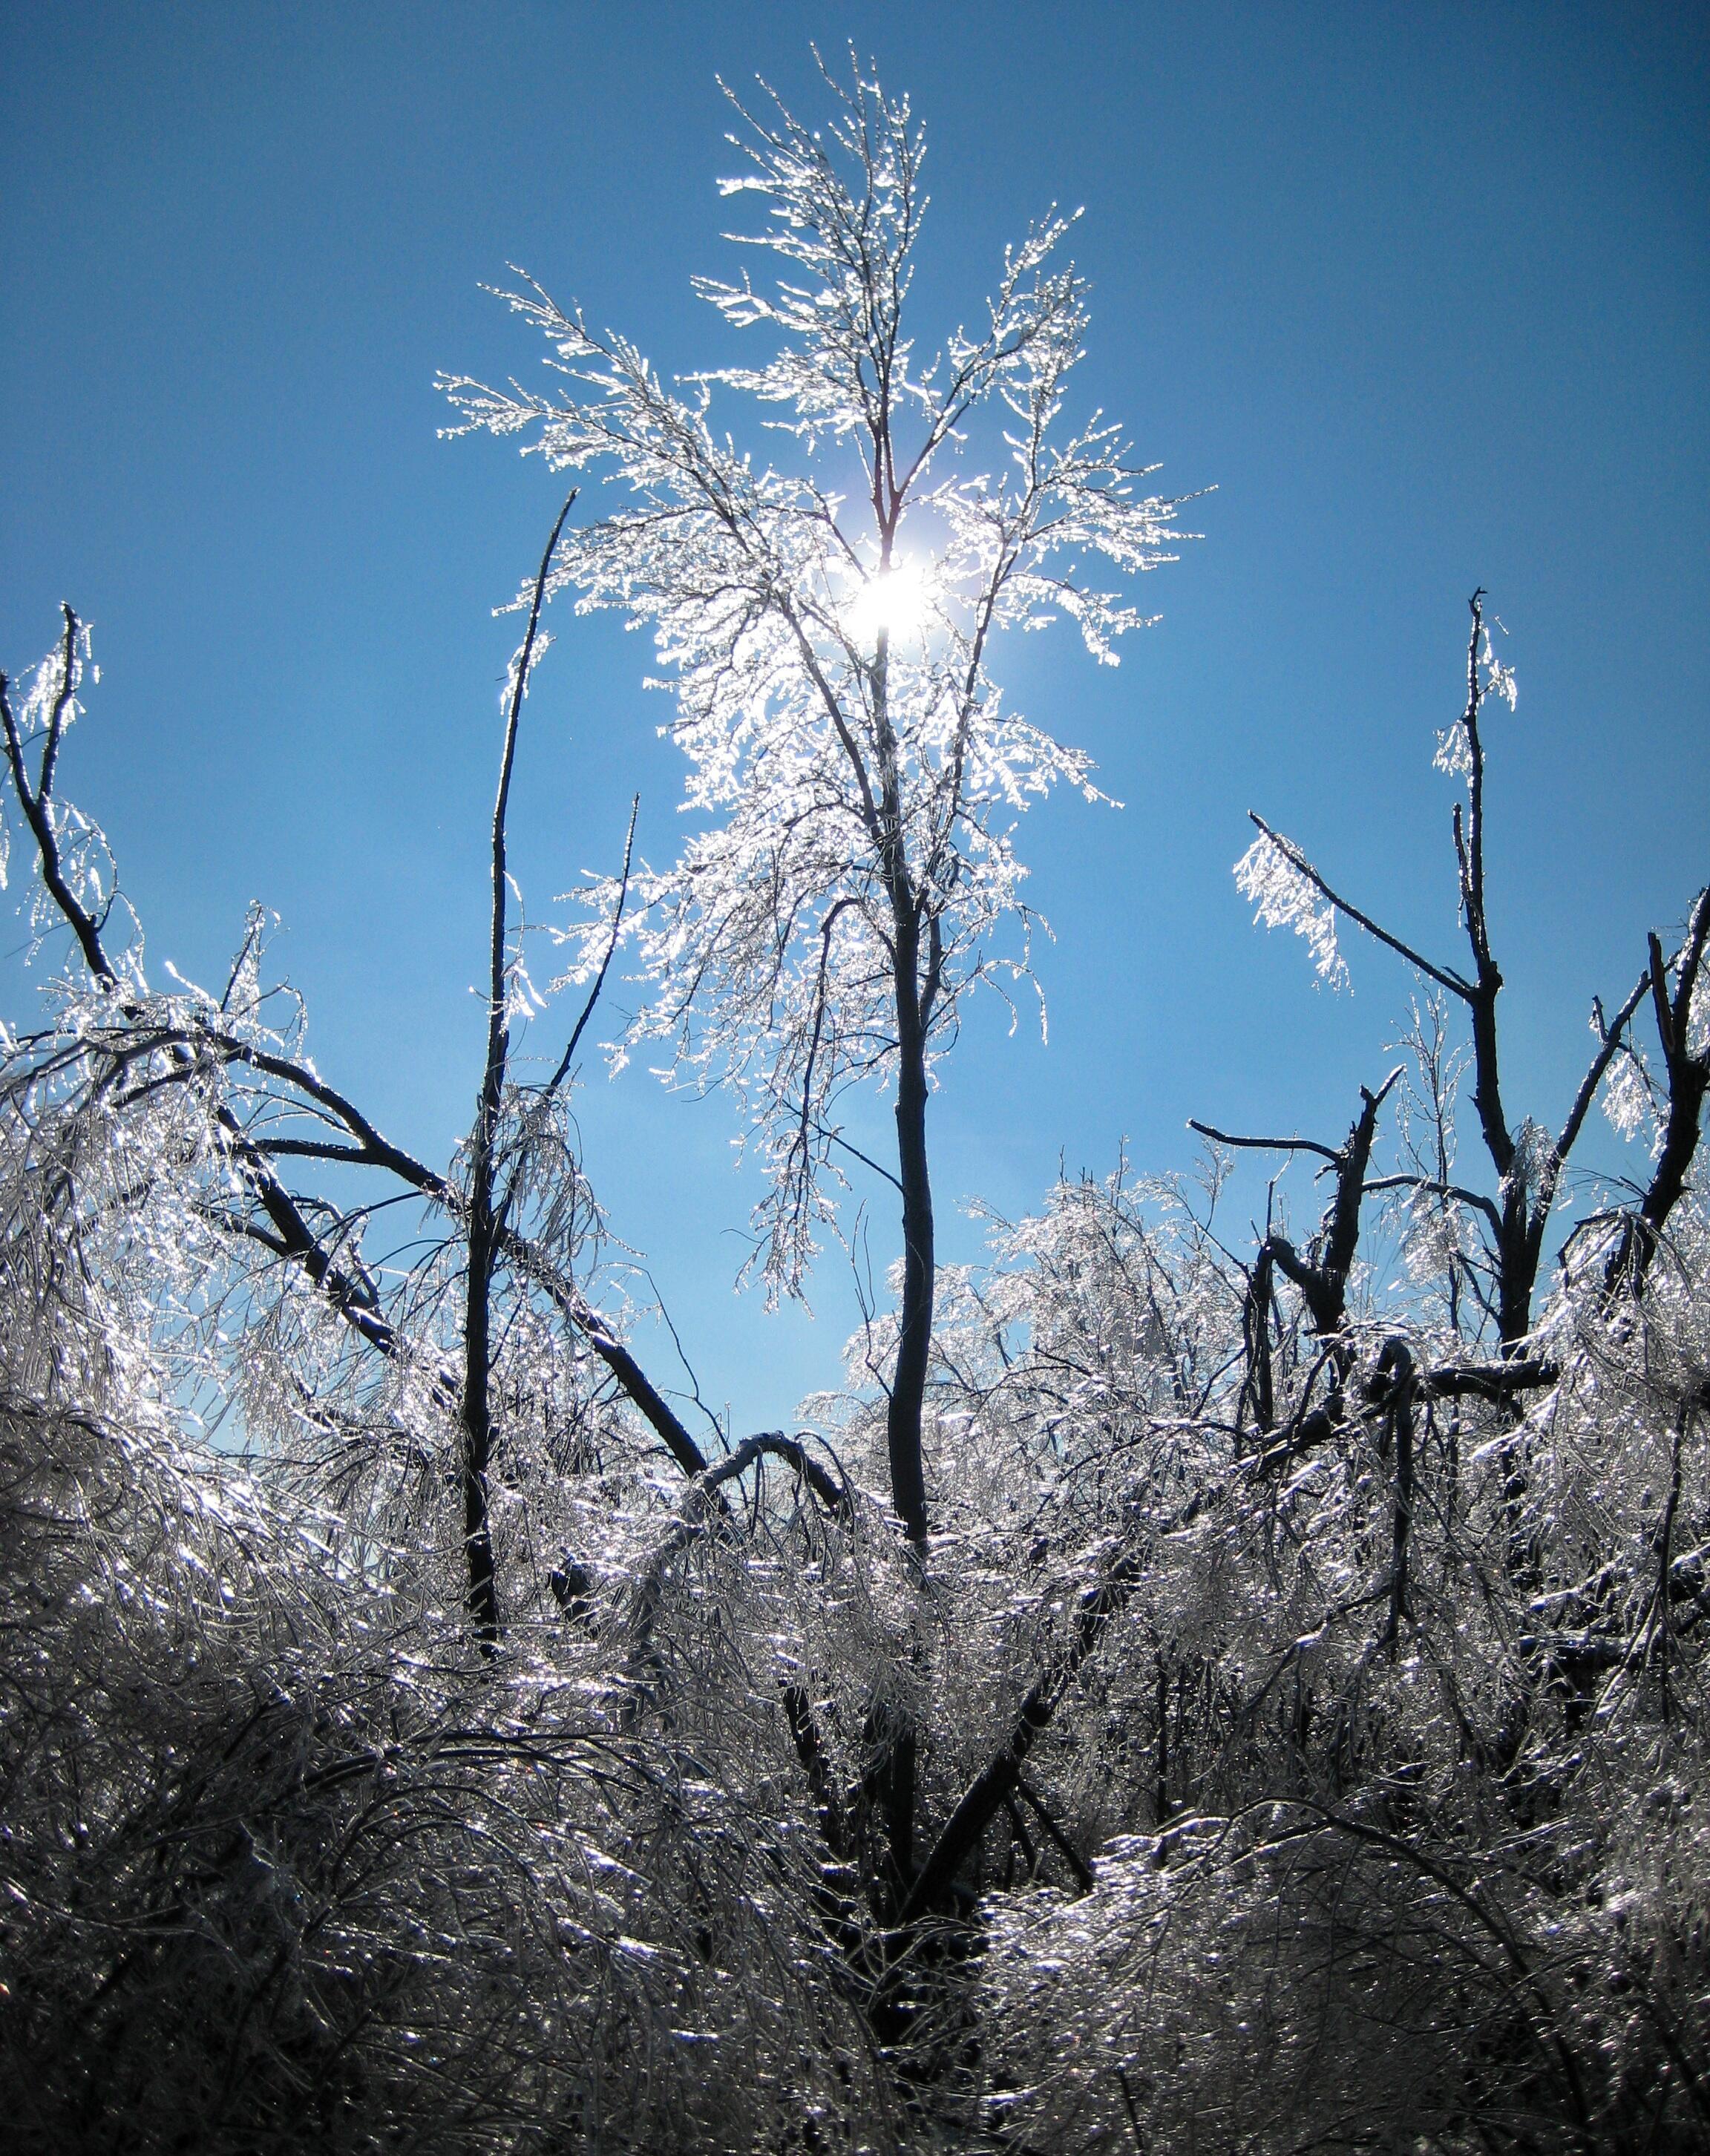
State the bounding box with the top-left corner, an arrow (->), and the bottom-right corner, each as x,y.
443,56 -> 1185,1551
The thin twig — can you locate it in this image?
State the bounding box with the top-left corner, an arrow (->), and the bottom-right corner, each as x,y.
547,791 -> 638,1098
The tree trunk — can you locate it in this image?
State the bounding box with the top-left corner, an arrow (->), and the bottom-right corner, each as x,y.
459,488 -> 574,1650
1496,1194 -> 1540,1351
878,962 -> 930,1901
887,931 -> 933,1552
461,1203 -> 501,1644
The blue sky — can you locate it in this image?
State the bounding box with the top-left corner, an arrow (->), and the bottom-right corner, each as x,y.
4,1 -> 1706,1435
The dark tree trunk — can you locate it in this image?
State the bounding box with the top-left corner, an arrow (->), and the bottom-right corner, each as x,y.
887,985 -> 934,1553
461,1196 -> 501,1643
1496,1194 -> 1542,1351
460,488 -> 576,1650
873,607 -> 934,1557
877,928 -> 931,1907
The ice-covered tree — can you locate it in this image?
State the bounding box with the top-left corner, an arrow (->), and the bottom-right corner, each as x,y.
443,58 -> 1186,1547
9,47 -> 1705,2145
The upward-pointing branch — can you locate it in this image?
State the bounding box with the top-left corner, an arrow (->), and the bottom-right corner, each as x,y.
545,790 -> 638,1101
1606,887 -> 1710,1294
4,592 -> 717,1516
462,486 -> 577,1646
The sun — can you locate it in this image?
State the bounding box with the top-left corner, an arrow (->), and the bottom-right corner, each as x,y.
843,557 -> 932,645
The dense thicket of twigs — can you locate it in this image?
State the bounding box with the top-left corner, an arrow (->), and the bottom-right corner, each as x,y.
1,603 -> 1705,2154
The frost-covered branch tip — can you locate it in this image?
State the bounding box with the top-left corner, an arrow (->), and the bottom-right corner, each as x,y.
1235,823 -> 1349,991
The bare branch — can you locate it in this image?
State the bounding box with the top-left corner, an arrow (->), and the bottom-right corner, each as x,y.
464,485 -> 577,1642
1365,1172 -> 1504,1240
1188,1119 -> 1340,1165
546,790 -> 638,1098
1553,966 -> 1649,1179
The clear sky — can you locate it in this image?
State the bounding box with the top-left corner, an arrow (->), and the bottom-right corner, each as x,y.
4,1 -> 1706,1437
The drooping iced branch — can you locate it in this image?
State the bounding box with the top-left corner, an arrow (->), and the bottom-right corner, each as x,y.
1,606 -> 118,986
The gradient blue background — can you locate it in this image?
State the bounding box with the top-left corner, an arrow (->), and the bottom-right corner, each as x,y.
4,1 -> 1706,1435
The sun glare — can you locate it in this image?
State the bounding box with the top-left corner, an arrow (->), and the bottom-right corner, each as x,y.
844,558 -> 931,645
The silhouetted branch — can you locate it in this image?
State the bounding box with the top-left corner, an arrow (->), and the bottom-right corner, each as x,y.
1188,1119 -> 1339,1164
0,606 -> 114,985
1015,1774 -> 1095,1895
546,790 -> 638,1098
463,486 -> 578,1642
1607,888 -> 1710,1294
